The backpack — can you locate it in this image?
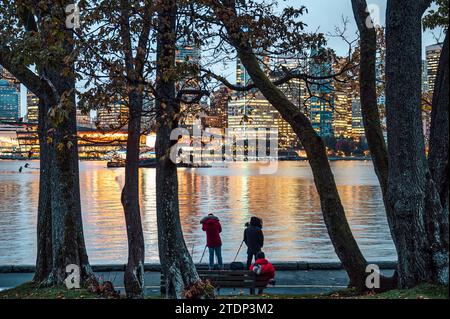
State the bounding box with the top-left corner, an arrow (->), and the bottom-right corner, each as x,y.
229,262 -> 245,270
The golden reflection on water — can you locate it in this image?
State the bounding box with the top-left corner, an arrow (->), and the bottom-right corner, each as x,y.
0,160 -> 396,265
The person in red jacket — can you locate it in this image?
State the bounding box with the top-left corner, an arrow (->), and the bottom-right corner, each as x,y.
201,214 -> 223,270
250,251 -> 276,294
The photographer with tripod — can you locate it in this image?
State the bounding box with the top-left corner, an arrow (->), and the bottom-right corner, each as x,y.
243,217 -> 264,269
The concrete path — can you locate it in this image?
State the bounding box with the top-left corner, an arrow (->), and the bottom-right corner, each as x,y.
0,268 -> 395,296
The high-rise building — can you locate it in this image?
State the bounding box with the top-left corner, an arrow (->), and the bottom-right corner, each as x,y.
26,91 -> 39,123
351,98 -> 365,138
1,65 -> 21,116
76,109 -> 93,127
96,101 -> 129,130
308,58 -> 334,137
229,55 -> 305,150
0,66 -> 20,90
176,41 -> 202,127
426,43 -> 442,94
141,95 -> 155,132
228,90 -> 275,131
175,41 -> 201,65
236,59 -> 251,87
206,86 -> 229,129
230,55 -> 302,150
422,60 -> 429,93
333,89 -> 353,139
0,79 -> 20,122
375,56 -> 385,108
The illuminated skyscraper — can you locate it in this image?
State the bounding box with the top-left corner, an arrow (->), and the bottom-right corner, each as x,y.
426,43 -> 442,94
236,59 -> 251,87
26,91 -> 39,123
333,89 -> 353,138
96,101 -> 129,130
351,98 -> 365,138
1,65 -> 21,117
176,42 -> 201,65
308,56 -> 334,137
230,55 -> 302,150
205,86 -> 229,129
0,66 -> 20,90
175,41 -> 202,127
422,60 -> 429,93
0,79 -> 20,122
273,58 -> 304,149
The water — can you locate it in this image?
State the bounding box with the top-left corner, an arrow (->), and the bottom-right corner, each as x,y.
0,160 -> 397,265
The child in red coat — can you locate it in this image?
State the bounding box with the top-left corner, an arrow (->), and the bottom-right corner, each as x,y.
250,251 -> 276,294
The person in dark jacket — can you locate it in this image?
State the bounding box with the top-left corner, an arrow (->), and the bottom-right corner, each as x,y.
243,217 -> 264,269
201,214 -> 223,270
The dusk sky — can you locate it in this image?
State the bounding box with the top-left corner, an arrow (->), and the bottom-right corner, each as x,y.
18,1 -> 445,116
285,0 -> 443,56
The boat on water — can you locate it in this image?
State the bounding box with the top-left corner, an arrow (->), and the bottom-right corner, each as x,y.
106,150 -> 211,168
107,159 -> 212,168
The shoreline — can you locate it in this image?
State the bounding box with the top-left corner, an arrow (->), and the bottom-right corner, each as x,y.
0,261 -> 397,273
0,157 -> 372,162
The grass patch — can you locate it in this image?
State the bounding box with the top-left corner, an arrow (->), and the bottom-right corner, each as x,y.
2,283 -> 447,300
216,284 -> 448,299
0,282 -> 99,299
361,284 -> 449,299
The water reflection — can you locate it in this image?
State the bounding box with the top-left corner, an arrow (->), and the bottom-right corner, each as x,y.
0,160 -> 397,265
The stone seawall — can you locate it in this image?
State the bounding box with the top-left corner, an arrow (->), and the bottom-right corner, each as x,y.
0,261 -> 397,273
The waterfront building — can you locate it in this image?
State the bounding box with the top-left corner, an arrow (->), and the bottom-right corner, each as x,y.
141,95 -> 155,132
1,66 -> 21,113
426,43 -> 442,94
4,122 -> 144,160
0,66 -> 20,91
26,92 -> 39,123
422,60 -> 429,93
229,56 -> 301,150
176,41 -> 202,127
273,56 -> 304,149
376,55 -> 385,108
333,89 -> 353,139
77,109 -> 93,128
0,79 -> 20,122
351,98 -> 365,139
96,100 -> 129,130
206,86 -> 229,130
0,123 -> 21,158
308,57 -> 334,137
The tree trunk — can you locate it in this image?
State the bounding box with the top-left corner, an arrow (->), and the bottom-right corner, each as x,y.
41,11 -> 95,285
215,2 -> 369,289
33,97 -> 53,283
351,0 -> 389,199
155,0 -> 200,298
0,3 -> 96,287
121,91 -> 145,298
351,0 -> 397,290
47,83 -> 95,286
385,0 -> 445,287
426,32 -> 449,285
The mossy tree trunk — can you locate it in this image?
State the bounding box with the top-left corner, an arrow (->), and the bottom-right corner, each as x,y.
155,0 -> 200,299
